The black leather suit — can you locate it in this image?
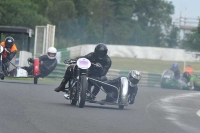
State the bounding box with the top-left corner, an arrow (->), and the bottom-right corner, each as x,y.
23,55 -> 57,77
63,52 -> 112,96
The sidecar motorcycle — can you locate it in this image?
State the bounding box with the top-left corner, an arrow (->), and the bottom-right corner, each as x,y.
62,57 -> 129,109
0,44 -> 40,84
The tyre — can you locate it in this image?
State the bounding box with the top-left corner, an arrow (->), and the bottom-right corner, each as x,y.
78,75 -> 87,108
34,77 -> 38,84
1,76 -> 4,80
119,105 -> 124,109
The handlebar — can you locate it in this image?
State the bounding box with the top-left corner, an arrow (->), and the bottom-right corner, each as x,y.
64,59 -> 77,64
64,59 -> 102,68
4,48 -> 10,53
0,45 -> 10,54
91,62 -> 102,68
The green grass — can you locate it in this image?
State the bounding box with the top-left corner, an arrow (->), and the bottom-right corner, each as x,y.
110,57 -> 200,74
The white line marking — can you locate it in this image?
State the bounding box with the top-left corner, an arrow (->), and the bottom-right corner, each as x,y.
197,110 -> 200,117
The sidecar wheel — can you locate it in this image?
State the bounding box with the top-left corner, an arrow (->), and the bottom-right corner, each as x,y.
34,77 -> 38,84
119,105 -> 124,109
1,76 -> 4,80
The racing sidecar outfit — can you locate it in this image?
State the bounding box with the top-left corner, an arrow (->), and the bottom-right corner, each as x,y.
102,77 -> 138,104
0,41 -> 18,75
23,55 -> 57,77
189,75 -> 200,90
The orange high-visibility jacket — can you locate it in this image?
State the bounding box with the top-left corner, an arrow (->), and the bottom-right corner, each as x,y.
184,67 -> 194,75
0,42 -> 18,58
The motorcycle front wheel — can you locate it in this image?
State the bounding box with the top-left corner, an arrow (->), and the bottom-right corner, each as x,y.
78,75 -> 87,108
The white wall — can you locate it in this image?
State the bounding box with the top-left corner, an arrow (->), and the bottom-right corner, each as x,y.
67,45 -> 199,62
18,51 -> 32,67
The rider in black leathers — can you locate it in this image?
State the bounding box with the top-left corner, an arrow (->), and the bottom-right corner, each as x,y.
54,43 -> 112,99
22,47 -> 57,77
102,70 -> 141,104
170,62 -> 180,80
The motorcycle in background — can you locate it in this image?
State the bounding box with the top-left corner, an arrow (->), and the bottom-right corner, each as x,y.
0,44 -> 40,84
160,69 -> 188,90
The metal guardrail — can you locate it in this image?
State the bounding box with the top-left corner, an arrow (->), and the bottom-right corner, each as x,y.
47,63 -> 161,87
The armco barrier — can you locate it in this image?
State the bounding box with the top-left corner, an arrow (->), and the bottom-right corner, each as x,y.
47,63 -> 161,87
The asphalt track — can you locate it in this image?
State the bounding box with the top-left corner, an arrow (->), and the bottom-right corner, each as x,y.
0,80 -> 200,133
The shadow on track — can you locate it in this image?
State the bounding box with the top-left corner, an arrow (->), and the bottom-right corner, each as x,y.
47,101 -> 131,110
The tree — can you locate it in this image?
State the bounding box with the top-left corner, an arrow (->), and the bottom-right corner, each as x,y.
183,21 -> 200,51
47,0 -> 76,25
73,0 -> 91,18
166,25 -> 180,48
0,0 -> 50,29
131,0 -> 174,46
31,0 -> 52,17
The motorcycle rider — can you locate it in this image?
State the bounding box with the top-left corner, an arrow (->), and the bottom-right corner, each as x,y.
183,72 -> 200,91
0,36 -> 18,75
101,70 -> 141,104
184,65 -> 193,75
22,47 -> 57,77
170,62 -> 180,80
54,43 -> 112,100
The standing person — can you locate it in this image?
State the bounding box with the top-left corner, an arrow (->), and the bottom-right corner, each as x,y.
0,36 -> 18,75
22,47 -> 57,78
170,62 -> 180,80
54,43 -> 112,100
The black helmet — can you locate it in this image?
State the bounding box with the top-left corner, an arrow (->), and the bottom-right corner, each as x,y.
5,36 -> 14,48
94,43 -> 108,60
127,70 -> 141,86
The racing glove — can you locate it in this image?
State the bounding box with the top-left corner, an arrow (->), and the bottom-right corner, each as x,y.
64,59 -> 76,64
5,48 -> 11,53
94,63 -> 102,68
40,61 -> 43,65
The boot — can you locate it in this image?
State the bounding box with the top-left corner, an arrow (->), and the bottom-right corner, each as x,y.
128,85 -> 138,104
128,93 -> 136,104
54,78 -> 68,92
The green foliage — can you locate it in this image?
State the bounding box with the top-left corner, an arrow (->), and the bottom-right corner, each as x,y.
47,0 -> 77,25
0,0 -> 177,48
0,0 -> 50,29
166,25 -> 180,48
182,20 -> 200,51
31,0 -> 52,17
73,0 -> 91,17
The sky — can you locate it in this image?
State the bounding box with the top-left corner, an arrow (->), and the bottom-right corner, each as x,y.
167,0 -> 200,26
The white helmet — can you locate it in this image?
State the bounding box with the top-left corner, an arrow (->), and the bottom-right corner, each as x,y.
47,47 -> 57,59
127,70 -> 141,87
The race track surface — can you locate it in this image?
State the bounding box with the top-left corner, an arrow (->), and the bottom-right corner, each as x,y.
0,80 -> 200,133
